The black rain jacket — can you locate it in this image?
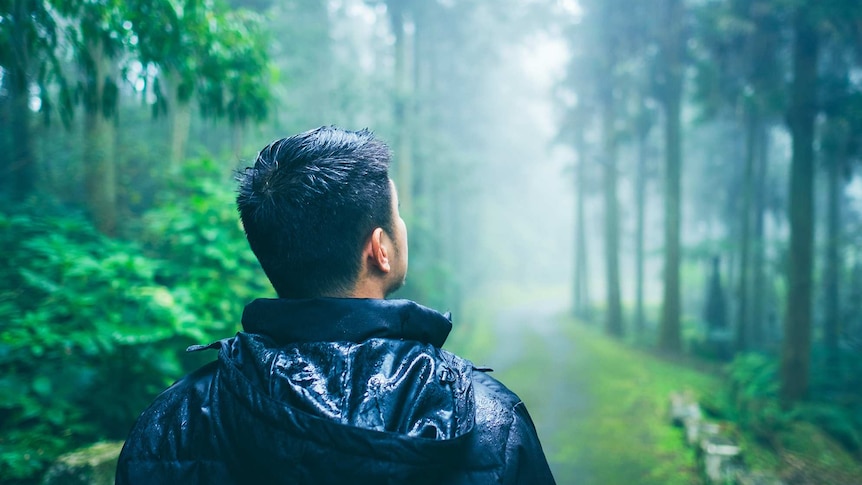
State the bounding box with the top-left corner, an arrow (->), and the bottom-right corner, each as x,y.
116,298 -> 555,485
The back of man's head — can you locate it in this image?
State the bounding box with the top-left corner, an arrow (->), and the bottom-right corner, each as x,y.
237,126 -> 392,298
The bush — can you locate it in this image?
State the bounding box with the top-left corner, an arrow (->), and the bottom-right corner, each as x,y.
139,157 -> 272,333
0,208 -> 194,483
0,161 -> 270,484
726,353 -> 791,443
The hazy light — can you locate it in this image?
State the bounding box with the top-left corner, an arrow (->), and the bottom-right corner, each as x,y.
850,67 -> 862,88
557,0 -> 584,22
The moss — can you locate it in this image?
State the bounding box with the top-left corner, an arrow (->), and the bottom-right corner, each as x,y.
41,441 -> 124,485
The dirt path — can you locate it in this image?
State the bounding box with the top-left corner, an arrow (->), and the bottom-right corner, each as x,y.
483,296 -> 591,484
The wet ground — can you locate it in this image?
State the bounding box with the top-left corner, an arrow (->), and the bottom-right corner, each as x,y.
475,295 -> 709,485
482,297 -> 591,484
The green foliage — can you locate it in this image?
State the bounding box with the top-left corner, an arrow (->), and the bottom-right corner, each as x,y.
794,402 -> 861,452
0,207 -> 188,482
726,353 -> 791,441
140,157 -> 272,331
0,163 -> 269,483
196,9 -> 271,124
128,0 -> 272,121
726,352 -> 862,453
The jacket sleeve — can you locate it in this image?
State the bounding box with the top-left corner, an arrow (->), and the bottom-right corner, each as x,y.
504,401 -> 556,485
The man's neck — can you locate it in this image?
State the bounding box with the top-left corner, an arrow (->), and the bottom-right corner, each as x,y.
347,280 -> 386,299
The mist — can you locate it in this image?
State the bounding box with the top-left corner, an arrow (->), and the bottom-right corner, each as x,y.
3,0 -> 862,483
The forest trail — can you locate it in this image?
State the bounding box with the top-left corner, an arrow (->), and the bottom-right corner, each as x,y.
482,295 -> 714,485
483,296 -> 595,484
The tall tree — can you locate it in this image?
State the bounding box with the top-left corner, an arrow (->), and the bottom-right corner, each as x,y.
386,0 -> 414,218
597,0 -> 624,337
59,0 -> 128,235
780,4 -> 819,404
657,0 -> 685,352
822,118 -> 848,368
0,0 -> 66,199
573,109 -> 592,319
819,43 -> 862,369
633,93 -> 656,337
134,0 -> 271,164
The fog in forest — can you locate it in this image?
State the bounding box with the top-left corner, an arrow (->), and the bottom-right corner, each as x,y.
3,0 -> 862,483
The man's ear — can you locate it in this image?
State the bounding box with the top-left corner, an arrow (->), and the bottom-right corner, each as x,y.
367,227 -> 391,273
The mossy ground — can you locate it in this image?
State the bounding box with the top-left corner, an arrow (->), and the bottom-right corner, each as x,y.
448,290 -> 862,485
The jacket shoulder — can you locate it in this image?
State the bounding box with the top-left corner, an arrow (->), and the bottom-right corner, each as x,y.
116,360 -> 231,485
468,369 -> 556,485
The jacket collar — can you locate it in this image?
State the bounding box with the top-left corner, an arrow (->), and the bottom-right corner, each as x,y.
240,298 -> 453,348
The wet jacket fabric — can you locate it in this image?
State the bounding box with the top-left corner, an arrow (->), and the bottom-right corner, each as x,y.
115,298 -> 555,485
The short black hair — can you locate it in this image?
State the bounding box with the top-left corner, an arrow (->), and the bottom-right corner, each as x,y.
237,126 -> 393,298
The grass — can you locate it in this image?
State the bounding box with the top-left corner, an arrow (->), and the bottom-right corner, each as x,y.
443,285 -> 717,484
503,318 -> 719,484
444,288 -> 862,485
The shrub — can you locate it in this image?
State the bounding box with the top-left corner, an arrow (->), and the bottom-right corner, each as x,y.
0,209 -> 194,483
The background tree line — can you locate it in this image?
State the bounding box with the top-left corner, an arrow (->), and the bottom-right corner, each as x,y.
561,0 -> 862,457
4,0 -> 862,482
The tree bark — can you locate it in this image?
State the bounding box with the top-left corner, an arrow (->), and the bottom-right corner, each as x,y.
824,129 -> 844,369
82,38 -> 118,236
7,65 -> 35,200
635,119 -> 648,336
751,125 -> 769,346
780,9 -> 818,405
735,110 -> 758,352
231,122 -> 244,162
388,0 -> 413,218
166,70 -> 193,168
574,119 -> 591,319
602,93 -> 624,338
5,0 -> 36,199
658,0 -> 684,353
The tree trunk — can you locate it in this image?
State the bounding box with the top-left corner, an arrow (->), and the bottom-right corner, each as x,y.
658,0 -> 684,353
166,70 -> 193,168
6,0 -> 36,199
635,123 -> 648,336
824,129 -> 845,370
780,9 -> 818,405
388,0 -> 414,218
659,88 -> 682,352
602,94 -> 624,338
6,65 -> 35,200
0,78 -> 8,194
82,38 -> 117,236
231,122 -> 244,162
735,110 -> 759,352
751,125 -> 769,346
169,102 -> 192,167
574,120 -> 591,319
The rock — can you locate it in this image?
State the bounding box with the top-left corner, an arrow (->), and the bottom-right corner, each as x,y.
670,391 -> 702,427
41,441 -> 124,485
686,419 -> 720,447
700,434 -> 742,484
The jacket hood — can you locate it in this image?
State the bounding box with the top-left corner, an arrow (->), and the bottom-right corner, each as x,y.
212,298 -> 477,482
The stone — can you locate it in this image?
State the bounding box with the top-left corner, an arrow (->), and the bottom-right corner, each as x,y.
41,441 -> 124,485
670,391 -> 702,427
686,419 -> 720,446
700,434 -> 742,484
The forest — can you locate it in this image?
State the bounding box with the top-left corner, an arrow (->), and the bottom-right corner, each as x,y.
1,0 -> 862,483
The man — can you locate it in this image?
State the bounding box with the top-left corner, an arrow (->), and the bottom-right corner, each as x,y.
116,126 -> 555,484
